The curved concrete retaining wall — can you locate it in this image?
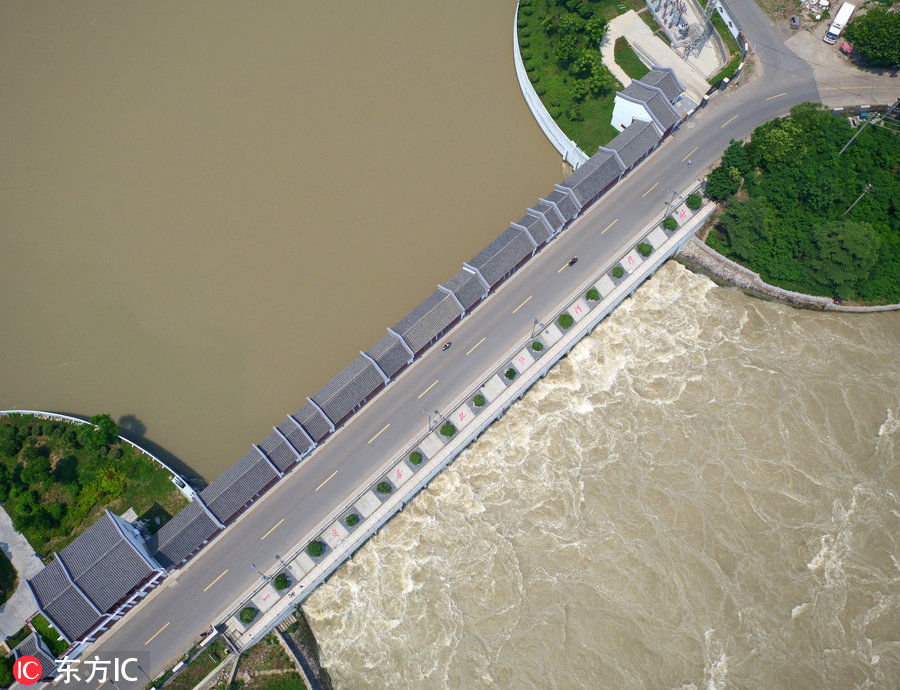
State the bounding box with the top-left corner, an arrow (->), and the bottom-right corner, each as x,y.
676,237 -> 900,312
0,409 -> 198,499
513,4 -> 589,168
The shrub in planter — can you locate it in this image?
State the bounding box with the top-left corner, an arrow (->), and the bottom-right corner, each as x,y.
505,368 -> 517,380
637,242 -> 653,257
473,394 -> 486,407
409,451 -> 423,465
439,423 -> 456,437
663,216 -> 678,231
612,266 -> 624,279
376,481 -> 392,494
586,288 -> 600,301
239,607 -> 257,624
273,573 -> 289,591
307,540 -> 324,558
686,193 -> 702,210
558,313 -> 574,329
345,513 -> 359,527
531,341 -> 543,352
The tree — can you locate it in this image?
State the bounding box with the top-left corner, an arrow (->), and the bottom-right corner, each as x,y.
612,266 -> 624,279
637,242 -> 653,256
307,541 -> 324,557
810,219 -> 880,298
585,16 -> 608,44
558,313 -> 574,329
0,425 -> 22,458
557,12 -> 585,37
705,165 -> 742,200
409,451 -> 423,465
845,7 -> 900,69
720,140 -> 751,177
0,655 -> 13,688
89,414 -> 119,448
686,193 -> 703,210
239,607 -> 257,624
345,513 -> 359,527
273,573 -> 289,591
663,216 -> 678,231
586,288 -> 600,301
717,196 -> 774,264
753,119 -> 805,170
376,481 -> 393,494
21,453 -> 52,488
439,423 -> 456,437
554,33 -> 579,68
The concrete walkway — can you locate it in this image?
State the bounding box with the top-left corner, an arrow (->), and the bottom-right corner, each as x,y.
606,11 -> 711,103
0,507 -> 41,638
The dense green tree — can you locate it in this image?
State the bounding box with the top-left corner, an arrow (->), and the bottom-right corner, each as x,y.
717,197 -> 774,264
21,453 -> 52,488
557,12 -> 585,36
810,219 -> 880,298
0,654 -> 13,688
585,16 -> 608,44
844,7 -> 900,69
705,165 -> 742,200
554,32 -> 579,68
79,414 -> 119,451
0,425 -> 22,458
720,140 -> 751,177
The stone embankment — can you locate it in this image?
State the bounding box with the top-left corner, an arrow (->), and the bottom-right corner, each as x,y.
676,237 -> 900,313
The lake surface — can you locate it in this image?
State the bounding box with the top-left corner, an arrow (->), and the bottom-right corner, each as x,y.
0,0 -> 560,480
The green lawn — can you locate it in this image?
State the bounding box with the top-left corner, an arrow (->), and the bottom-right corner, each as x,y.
162,639 -> 228,690
30,614 -> 69,657
0,550 -> 16,608
614,37 -> 649,80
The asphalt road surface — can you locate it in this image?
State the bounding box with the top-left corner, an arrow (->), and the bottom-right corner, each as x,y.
74,3 -> 895,687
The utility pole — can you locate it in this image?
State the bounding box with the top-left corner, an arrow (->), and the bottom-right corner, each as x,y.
842,183 -> 872,216
840,98 -> 900,155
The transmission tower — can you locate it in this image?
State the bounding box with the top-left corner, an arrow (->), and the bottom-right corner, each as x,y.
689,1 -> 717,58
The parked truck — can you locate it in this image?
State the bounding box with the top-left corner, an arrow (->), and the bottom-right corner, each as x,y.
824,2 -> 856,44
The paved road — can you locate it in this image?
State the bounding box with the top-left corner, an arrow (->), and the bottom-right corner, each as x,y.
76,4 -> 893,687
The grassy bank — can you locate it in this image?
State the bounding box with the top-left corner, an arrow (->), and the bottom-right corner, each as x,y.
518,0 -> 643,150
158,639 -> 228,690
614,37 -> 649,80
704,103 -> 900,303
0,413 -> 187,556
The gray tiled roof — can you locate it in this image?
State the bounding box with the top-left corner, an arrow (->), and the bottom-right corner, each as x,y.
260,428 -> 302,471
366,333 -> 410,379
291,402 -> 332,442
640,67 -> 683,102
545,188 -> 579,221
621,81 -> 680,132
312,355 -> 384,424
442,268 -> 485,311
560,150 -> 624,207
200,448 -> 279,523
28,558 -> 100,642
607,119 -> 661,170
15,633 -> 57,676
532,201 -> 564,232
515,214 -> 551,247
468,226 -> 534,287
147,500 -> 220,569
393,289 -> 463,353
57,512 -> 154,613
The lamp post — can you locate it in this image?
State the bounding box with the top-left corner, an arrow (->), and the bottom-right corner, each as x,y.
528,312 -> 546,338
250,562 -> 267,582
664,186 -> 679,219
422,408 -> 431,431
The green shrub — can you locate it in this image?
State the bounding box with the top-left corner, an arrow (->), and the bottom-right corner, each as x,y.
586,288 -> 600,301
612,266 -> 624,279
409,451 -> 422,465
0,656 -> 13,688
307,540 -> 324,558
345,513 -> 359,527
531,341 -> 544,352
663,216 -> 678,231
439,423 -> 456,437
376,481 -> 392,494
473,394 -> 486,407
637,242 -> 653,257
505,368 -> 517,380
273,573 -> 289,591
239,607 -> 257,624
558,313 -> 574,329
686,193 -> 702,210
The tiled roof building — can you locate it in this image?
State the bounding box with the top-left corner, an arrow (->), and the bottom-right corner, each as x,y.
639,65 -> 684,102
544,188 -> 579,223
199,448 -> 280,524
14,633 -> 57,679
366,333 -> 412,380
441,268 -> 486,312
513,213 -> 552,248
311,355 -> 385,426
291,401 -> 333,443
468,226 -> 535,289
392,289 -> 463,355
530,200 -> 565,234
606,120 -> 661,170
147,500 -> 221,570
259,427 -> 304,472
559,150 -> 625,209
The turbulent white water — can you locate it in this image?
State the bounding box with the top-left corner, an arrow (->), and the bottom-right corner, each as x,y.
304,263 -> 900,689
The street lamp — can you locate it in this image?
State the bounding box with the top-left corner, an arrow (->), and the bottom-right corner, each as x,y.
422,408 -> 431,430
664,186 -> 679,219
528,312 -> 546,338
250,562 -> 267,582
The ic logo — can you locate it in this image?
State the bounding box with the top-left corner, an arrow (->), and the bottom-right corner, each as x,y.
13,655 -> 43,685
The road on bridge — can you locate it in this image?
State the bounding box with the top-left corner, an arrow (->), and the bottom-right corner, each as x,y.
76,3 -> 894,687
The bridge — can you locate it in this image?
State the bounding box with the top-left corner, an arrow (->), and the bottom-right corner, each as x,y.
15,1 -> 898,687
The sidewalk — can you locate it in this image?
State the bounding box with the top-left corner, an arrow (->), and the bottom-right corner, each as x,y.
0,507 -> 41,637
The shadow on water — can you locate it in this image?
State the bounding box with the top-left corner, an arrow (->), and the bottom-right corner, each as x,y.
55,409 -> 208,490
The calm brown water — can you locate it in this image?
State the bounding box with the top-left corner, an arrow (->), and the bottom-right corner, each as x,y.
0,1 -> 560,479
304,263 -> 900,689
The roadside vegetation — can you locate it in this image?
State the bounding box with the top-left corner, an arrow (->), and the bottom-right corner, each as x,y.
217,633 -> 306,690
845,7 -> 900,69
637,242 -> 653,256
156,639 -> 228,690
699,0 -> 743,84
0,657 -> 12,688
705,102 -> 900,303
0,413 -> 187,556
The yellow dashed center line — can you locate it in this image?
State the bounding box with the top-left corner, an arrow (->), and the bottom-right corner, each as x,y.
260,518 -> 285,541
512,295 -> 532,313
641,182 -> 659,198
721,114 -> 738,128
368,423 -> 391,443
466,337 -> 485,356
417,380 -> 438,399
766,92 -> 787,100
203,569 -> 229,591
316,470 -> 338,492
145,621 -> 170,646
601,218 -> 618,234
681,146 -> 698,162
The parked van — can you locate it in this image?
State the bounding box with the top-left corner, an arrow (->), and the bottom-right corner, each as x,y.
824,2 -> 856,44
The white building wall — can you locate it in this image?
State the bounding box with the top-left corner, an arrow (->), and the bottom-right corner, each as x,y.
611,96 -> 652,132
